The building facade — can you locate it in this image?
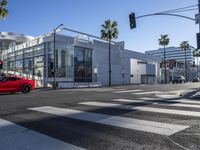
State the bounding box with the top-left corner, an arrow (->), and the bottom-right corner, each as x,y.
0,32 -> 34,60
145,46 -> 196,82
2,32 -> 161,87
145,46 -> 195,63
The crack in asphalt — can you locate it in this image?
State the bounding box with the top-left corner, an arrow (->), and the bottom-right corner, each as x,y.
167,137 -> 190,150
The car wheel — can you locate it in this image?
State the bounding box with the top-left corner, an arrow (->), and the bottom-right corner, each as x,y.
22,84 -> 31,94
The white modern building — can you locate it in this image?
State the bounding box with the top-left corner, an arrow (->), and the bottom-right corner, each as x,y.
0,32 -> 34,59
2,31 -> 161,87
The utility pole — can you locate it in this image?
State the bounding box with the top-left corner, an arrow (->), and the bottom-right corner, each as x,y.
199,0 -> 200,32
198,0 -> 200,79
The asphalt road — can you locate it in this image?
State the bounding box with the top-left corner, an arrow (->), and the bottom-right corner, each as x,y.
0,82 -> 200,150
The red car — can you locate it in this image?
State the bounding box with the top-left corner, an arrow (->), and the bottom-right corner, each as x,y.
0,76 -> 35,94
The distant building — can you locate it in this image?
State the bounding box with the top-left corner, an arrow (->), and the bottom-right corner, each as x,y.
0,32 -> 34,60
145,46 -> 196,82
145,46 -> 195,63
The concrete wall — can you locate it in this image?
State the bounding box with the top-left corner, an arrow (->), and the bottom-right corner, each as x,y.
92,41 -> 161,86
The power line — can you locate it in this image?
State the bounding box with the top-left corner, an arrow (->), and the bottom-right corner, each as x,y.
164,8 -> 198,14
159,5 -> 198,14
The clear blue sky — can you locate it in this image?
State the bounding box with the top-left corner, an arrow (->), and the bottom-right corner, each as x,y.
0,0 -> 199,52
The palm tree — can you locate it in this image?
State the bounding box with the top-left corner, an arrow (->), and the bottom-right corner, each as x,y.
180,41 -> 189,82
101,20 -> 118,86
159,35 -> 170,84
0,0 -> 8,19
193,49 -> 200,78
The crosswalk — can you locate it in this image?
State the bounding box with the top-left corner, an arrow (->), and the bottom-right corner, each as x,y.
29,106 -> 189,136
112,89 -> 180,98
1,97 -> 200,149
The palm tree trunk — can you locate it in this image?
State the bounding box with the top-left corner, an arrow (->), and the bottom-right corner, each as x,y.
164,46 -> 167,84
109,39 -> 111,86
184,49 -> 187,82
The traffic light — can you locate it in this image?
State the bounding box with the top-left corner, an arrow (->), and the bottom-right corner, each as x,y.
0,60 -> 3,69
197,33 -> 200,49
129,13 -> 136,29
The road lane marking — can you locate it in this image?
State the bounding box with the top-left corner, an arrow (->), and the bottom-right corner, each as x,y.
79,101 -> 200,117
29,106 -> 188,136
132,91 -> 161,95
113,90 -> 144,93
0,118 -> 85,150
112,99 -> 200,108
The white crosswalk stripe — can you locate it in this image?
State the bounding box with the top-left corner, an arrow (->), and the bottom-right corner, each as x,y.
112,99 -> 200,108
0,118 -> 85,150
113,90 -> 144,93
79,101 -> 200,117
29,106 -> 189,136
113,89 -> 180,99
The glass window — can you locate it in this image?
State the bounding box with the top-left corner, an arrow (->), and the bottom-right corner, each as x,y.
61,50 -> 66,68
74,47 -> 92,82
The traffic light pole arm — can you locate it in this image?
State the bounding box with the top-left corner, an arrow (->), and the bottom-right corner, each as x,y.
136,13 -> 195,21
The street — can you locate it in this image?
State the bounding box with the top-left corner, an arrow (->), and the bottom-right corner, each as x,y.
0,83 -> 200,150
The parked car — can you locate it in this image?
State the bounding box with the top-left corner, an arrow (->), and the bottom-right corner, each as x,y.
192,77 -> 200,82
172,76 -> 186,84
0,76 -> 35,94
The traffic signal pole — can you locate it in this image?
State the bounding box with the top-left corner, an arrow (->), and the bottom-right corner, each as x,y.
199,0 -> 200,32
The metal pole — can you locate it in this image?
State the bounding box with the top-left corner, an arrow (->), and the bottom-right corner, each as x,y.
53,29 -> 56,89
164,46 -> 167,84
53,24 -> 63,89
197,56 -> 199,77
108,39 -> 111,86
199,0 -> 200,31
185,49 -> 188,82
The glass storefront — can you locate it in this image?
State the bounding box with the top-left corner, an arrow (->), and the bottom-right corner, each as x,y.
3,38 -> 93,86
3,43 -> 45,79
74,46 -> 92,82
47,41 -> 75,80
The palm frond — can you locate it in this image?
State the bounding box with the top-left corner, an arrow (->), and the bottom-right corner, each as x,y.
159,34 -> 170,46
180,41 -> 189,50
0,0 -> 7,7
100,19 -> 119,41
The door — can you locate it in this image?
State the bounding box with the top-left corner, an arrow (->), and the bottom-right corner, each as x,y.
0,77 -> 18,93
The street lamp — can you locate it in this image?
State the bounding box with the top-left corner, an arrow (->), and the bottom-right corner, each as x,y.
53,24 -> 63,89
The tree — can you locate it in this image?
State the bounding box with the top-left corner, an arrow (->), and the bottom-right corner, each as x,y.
180,41 -> 189,82
193,49 -> 200,78
101,20 -> 118,86
0,0 -> 8,19
159,35 -> 170,84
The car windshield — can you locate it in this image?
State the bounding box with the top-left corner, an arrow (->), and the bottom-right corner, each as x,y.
0,76 -> 7,82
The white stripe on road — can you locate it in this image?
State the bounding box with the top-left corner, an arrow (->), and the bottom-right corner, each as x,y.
29,106 -> 188,136
172,99 -> 200,105
138,98 -> 200,105
156,95 -> 179,98
79,101 -> 200,117
0,118 -> 85,150
113,90 -> 144,93
113,99 -> 200,108
132,91 -> 161,95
